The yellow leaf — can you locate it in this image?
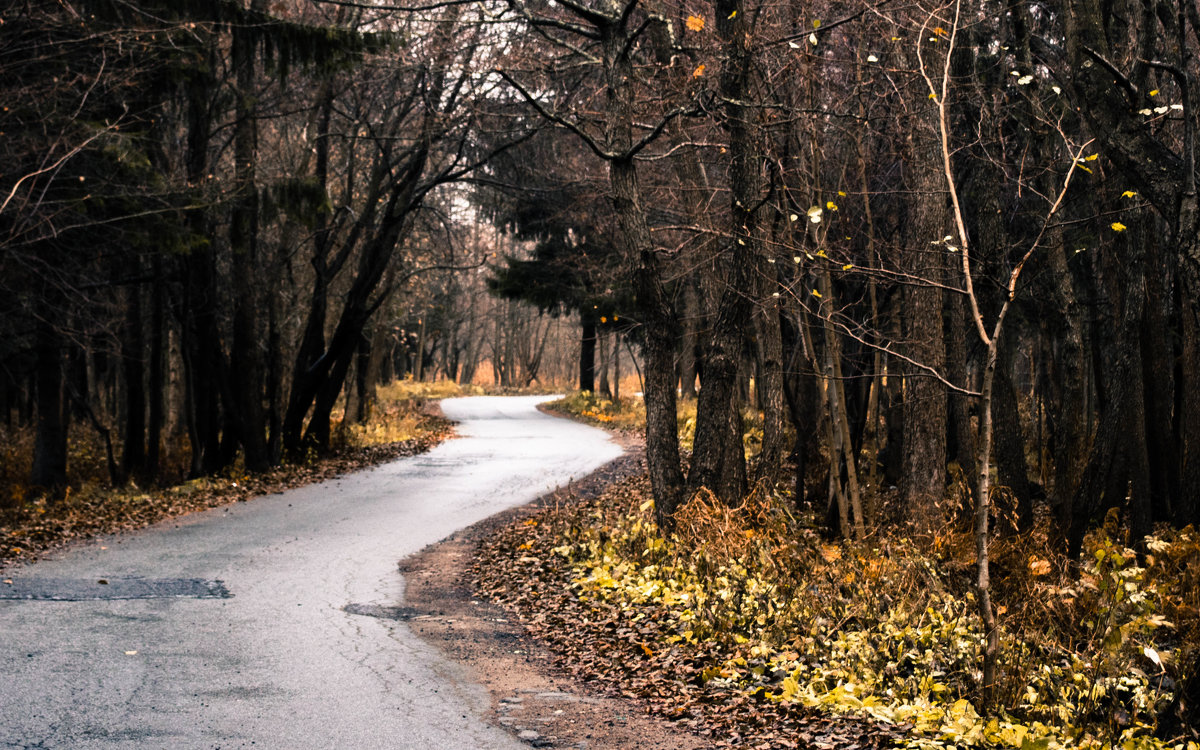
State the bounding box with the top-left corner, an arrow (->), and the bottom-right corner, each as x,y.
826,201 -> 838,211
728,9 -> 736,18
928,92 -> 937,99
811,289 -> 822,298
1149,89 -> 1159,96
933,26 -> 948,36
692,64 -> 706,78
837,190 -> 846,196
1111,221 -> 1127,232
842,263 -> 854,271
685,15 -> 705,31
812,19 -> 821,28
1084,153 -> 1099,161
1121,190 -> 1137,198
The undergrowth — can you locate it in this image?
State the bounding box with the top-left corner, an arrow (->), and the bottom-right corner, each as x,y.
514,482 -> 1198,749
548,391 -> 770,459
332,378 -> 480,449
545,391 -> 647,432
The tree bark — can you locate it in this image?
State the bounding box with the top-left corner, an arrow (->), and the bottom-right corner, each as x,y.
993,336 -> 1032,530
31,310 -> 68,495
229,0 -> 269,472
598,16 -> 685,530
579,317 -> 597,393
688,0 -> 769,503
121,277 -> 146,480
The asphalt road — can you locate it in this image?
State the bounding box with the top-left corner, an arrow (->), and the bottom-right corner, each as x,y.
0,396 -> 623,749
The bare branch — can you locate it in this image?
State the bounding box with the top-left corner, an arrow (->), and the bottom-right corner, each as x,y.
1081,45 -> 1139,101
494,68 -> 617,160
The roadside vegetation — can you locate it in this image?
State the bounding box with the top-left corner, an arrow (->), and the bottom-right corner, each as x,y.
0,379 -> 461,568
477,394 -> 1200,750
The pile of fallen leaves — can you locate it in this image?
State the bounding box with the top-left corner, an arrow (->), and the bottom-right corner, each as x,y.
476,472 -> 1200,750
0,412 -> 452,569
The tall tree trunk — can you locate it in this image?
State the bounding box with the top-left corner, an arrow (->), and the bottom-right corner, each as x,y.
1180,297 -> 1200,525
121,277 -> 146,480
945,279 -> 976,485
1141,237 -> 1181,521
146,254 -> 165,480
280,85 -> 335,459
599,19 -> 684,530
689,0 -> 767,503
612,334 -> 620,401
1069,232 -> 1148,558
579,316 -> 597,393
782,328 -> 820,509
900,160 -> 948,522
229,0 -> 269,471
1044,242 -> 1089,543
31,310 -> 68,495
993,336 -> 1032,530
597,329 -> 611,399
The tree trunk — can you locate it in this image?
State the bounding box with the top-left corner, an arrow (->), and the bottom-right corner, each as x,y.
975,340 -> 1001,712
580,317 -> 597,393
612,333 -> 620,401
1142,237 -> 1181,521
229,0 -> 269,472
121,277 -> 146,480
945,289 -> 977,484
689,0 -> 766,503
597,329 -> 611,399
31,311 -> 68,495
1180,296 -> 1200,525
1044,242 -> 1089,543
146,254 -> 165,480
1069,232 -> 1148,558
900,163 -> 948,522
599,19 -> 684,530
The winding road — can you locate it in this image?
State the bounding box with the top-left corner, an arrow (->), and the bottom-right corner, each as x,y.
0,396 -> 623,749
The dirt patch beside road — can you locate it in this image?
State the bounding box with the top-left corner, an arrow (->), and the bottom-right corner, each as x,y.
400,448 -> 709,750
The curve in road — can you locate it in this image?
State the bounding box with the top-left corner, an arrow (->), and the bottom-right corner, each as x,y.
0,395 -> 622,750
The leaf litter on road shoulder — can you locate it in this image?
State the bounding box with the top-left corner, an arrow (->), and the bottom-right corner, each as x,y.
0,415 -> 452,569
474,472 -> 903,749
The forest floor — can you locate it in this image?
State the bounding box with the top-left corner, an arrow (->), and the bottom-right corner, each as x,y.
420,395 -> 1199,750
404,442 -> 903,749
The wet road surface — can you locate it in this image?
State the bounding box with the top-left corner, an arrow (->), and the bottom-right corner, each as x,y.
0,396 -> 623,749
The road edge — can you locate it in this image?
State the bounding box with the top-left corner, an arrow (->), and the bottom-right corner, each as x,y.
398,443 -> 711,750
